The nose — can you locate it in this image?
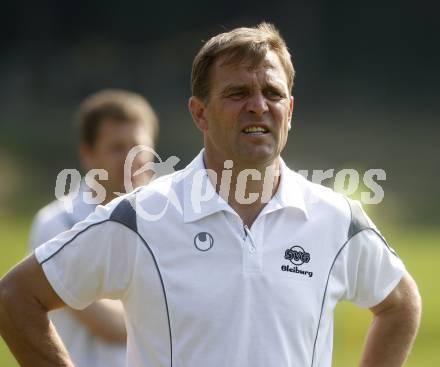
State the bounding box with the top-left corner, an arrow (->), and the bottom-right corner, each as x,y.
246,92 -> 269,116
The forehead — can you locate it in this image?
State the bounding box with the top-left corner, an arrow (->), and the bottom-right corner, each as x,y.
96,119 -> 150,142
211,50 -> 288,90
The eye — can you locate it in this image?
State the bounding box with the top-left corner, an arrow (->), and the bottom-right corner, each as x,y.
265,89 -> 283,100
227,91 -> 247,100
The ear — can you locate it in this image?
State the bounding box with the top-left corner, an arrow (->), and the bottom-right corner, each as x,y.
188,96 -> 209,132
79,143 -> 94,171
289,96 -> 294,122
288,96 -> 294,131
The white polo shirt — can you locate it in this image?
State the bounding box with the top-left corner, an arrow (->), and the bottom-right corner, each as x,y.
29,182 -> 126,367
35,150 -> 405,367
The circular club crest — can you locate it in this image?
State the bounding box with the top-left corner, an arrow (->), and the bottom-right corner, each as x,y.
194,232 -> 214,252
284,246 -> 311,266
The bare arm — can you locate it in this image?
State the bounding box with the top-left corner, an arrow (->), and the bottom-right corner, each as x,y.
359,272 -> 422,367
69,299 -> 126,343
0,255 -> 74,366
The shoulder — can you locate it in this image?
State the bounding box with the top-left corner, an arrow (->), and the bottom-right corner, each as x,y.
29,199 -> 73,250
288,168 -> 371,236
133,166 -> 189,211
32,183 -> 96,231
138,170 -> 183,195
32,199 -> 69,226
96,169 -> 186,232
294,170 -> 349,215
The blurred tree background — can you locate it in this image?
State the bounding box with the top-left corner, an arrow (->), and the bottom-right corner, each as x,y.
0,0 -> 438,365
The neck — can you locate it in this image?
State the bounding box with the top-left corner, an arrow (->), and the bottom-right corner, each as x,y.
203,152 -> 281,227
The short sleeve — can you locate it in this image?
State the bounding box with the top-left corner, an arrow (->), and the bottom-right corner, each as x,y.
35,201 -> 139,310
339,212 -> 406,308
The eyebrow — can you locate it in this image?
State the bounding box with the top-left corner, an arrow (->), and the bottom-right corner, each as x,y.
221,84 -> 249,94
221,82 -> 287,96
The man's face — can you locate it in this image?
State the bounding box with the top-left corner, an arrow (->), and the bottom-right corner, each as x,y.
194,50 -> 293,167
81,119 -> 154,198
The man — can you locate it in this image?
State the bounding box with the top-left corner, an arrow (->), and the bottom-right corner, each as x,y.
27,89 -> 159,367
0,24 -> 421,367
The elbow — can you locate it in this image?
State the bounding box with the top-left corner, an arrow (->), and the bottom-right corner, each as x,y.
70,302 -> 127,344
96,318 -> 127,344
89,324 -> 126,344
104,329 -> 127,344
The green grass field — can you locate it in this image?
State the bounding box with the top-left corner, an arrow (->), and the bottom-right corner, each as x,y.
0,217 -> 438,366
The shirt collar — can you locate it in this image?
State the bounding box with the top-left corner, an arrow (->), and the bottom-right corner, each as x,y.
183,149 -> 308,223
260,158 -> 309,219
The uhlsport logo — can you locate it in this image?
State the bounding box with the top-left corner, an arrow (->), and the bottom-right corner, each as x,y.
194,232 -> 214,252
282,246 -> 313,278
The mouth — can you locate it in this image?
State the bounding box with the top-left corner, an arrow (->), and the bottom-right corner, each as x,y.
242,125 -> 269,135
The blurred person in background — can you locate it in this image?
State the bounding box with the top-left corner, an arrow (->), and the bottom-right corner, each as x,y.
28,89 -> 159,367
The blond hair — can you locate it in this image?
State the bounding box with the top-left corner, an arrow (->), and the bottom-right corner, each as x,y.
191,22 -> 295,101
